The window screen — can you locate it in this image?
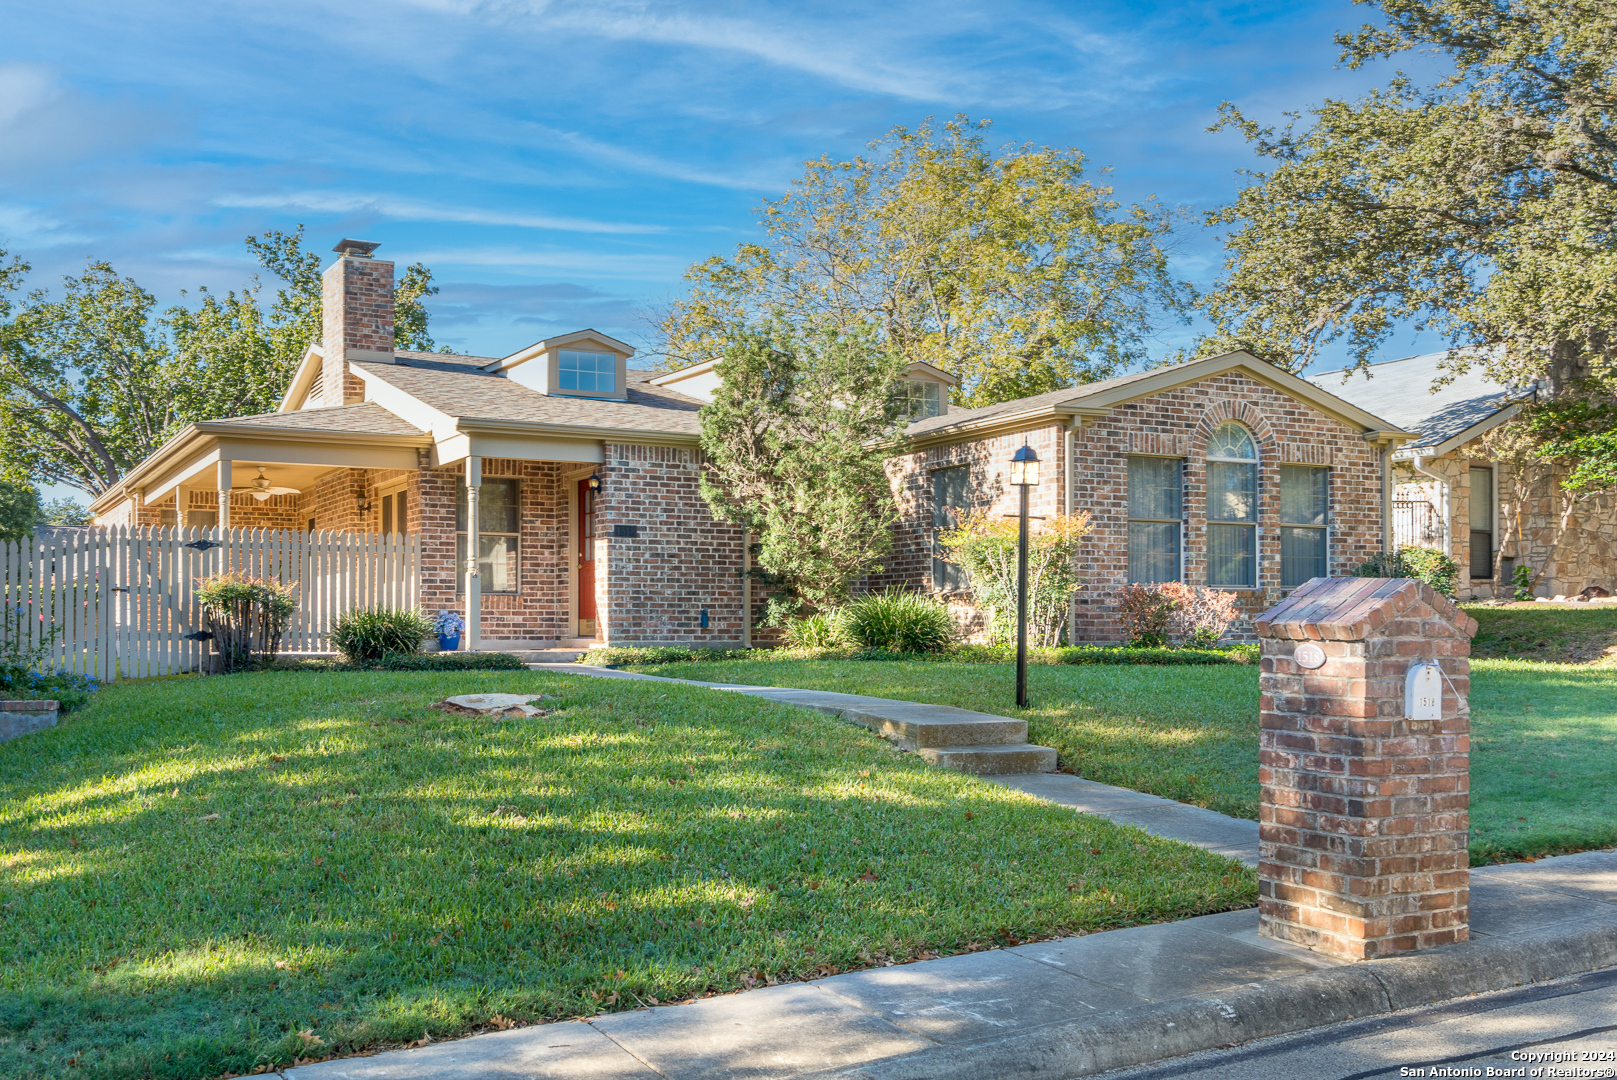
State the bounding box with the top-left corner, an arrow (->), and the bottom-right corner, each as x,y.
456,477 -> 521,593
1128,456 -> 1181,583
1207,423 -> 1258,588
931,465 -> 970,592
1280,465 -> 1328,588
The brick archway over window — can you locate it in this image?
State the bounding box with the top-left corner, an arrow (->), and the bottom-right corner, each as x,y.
1191,399 -> 1277,455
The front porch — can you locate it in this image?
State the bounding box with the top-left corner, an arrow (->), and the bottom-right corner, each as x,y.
101,439 -> 752,650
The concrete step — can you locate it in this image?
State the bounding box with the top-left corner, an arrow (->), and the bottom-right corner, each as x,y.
918,743 -> 1060,775
837,707 -> 1029,749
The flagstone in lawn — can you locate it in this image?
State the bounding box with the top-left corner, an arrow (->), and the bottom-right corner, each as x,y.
0,670 -> 1252,1080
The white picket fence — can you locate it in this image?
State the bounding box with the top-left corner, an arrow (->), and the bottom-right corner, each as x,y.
1,526 -> 420,680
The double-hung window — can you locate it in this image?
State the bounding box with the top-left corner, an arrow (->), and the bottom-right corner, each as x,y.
456,477 -> 520,594
1280,465 -> 1329,588
1206,423 -> 1258,588
1127,456 -> 1182,582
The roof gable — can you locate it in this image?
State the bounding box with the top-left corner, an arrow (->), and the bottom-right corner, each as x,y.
1307,348 -> 1530,451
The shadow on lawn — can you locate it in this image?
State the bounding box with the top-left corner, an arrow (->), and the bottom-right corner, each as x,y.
0,671 -> 1256,1080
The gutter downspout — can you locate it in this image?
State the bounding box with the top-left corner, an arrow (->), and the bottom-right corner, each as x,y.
1409,451 -> 1452,556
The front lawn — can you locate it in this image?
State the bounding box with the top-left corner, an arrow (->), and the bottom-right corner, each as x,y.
634,656 -> 1617,865
0,671 -> 1252,1080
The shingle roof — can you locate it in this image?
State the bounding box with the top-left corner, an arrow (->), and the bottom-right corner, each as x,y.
353,360 -> 703,435
904,365 -> 1189,439
1307,350 -> 1529,449
213,402 -> 429,438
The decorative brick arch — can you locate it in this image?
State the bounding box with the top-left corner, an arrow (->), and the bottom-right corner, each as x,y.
1191,398 -> 1278,456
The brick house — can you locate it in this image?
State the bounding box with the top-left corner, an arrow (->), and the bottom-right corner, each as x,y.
92,239 -> 1417,647
867,356 -> 1416,641
1313,350 -> 1617,600
92,241 -> 754,648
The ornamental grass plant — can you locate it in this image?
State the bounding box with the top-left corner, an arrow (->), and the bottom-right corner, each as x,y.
328,607 -> 435,664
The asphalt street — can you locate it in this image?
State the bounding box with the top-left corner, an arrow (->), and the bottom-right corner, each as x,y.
1099,967 -> 1617,1080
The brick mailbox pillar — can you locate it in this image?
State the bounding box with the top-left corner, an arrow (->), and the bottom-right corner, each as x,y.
1252,577 -> 1478,960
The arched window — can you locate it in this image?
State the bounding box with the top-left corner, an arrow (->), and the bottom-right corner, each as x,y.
1206,422 -> 1258,588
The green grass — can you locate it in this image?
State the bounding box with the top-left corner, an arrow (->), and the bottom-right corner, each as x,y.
644,659 -> 1263,818
0,671 -> 1252,1080
1468,604 -> 1617,664
636,656 -> 1617,866
1468,660 -> 1617,863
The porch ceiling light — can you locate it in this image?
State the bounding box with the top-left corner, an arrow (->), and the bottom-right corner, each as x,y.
1009,445 -> 1040,487
233,466 -> 301,503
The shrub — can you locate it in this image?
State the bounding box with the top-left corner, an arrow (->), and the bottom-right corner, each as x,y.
586,646 -> 756,666
365,651 -> 526,671
194,574 -> 299,672
784,611 -> 848,650
940,510 -> 1093,645
839,591 -> 956,653
1356,547 -> 1460,598
328,606 -> 434,663
0,602 -> 98,709
1114,584 -> 1180,647
1159,582 -> 1243,648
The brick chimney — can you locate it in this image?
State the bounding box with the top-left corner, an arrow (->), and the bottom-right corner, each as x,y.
315,239 -> 394,407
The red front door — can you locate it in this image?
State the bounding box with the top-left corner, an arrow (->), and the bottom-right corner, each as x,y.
577,479 -> 597,633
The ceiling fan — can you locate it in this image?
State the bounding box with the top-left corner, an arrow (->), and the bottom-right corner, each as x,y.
232,466 -> 302,502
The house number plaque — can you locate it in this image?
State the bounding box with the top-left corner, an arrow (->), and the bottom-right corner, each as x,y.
1293,643 -> 1326,669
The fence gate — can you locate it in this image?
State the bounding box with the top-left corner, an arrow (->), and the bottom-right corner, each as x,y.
0,527 -> 419,681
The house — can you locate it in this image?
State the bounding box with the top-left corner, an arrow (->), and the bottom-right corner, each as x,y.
92,239 -> 1419,647
863,356 -> 1416,640
1312,350 -> 1617,600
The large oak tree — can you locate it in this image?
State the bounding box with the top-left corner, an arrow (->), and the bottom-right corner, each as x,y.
661,117 -> 1193,408
1203,0 -> 1617,391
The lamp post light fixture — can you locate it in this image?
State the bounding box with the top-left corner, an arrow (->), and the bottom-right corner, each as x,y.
1010,444 -> 1040,708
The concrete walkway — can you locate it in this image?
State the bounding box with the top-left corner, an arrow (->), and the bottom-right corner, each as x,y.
526,664 -> 1258,861
286,852 -> 1617,1080
279,666 -> 1617,1079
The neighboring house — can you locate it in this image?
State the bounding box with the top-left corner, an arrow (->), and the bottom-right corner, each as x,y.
1312,350 -> 1617,600
92,239 -> 1420,646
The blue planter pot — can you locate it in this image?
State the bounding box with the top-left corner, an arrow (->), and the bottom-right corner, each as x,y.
438,632 -> 461,652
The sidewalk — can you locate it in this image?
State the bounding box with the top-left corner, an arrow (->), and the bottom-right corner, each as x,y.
280,668 -> 1617,1080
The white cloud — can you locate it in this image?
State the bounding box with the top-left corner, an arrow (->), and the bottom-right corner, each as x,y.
213,191 -> 665,234
406,245 -> 689,278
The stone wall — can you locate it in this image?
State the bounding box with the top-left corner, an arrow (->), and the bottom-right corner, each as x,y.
597,443 -> 746,645
880,370 -> 1387,643
1397,444 -> 1617,600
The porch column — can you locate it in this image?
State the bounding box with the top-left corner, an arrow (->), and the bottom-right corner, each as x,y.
464,455 -> 481,651
216,460 -> 232,532
175,481 -> 188,530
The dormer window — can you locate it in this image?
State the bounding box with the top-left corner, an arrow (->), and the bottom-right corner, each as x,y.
904,379 -> 944,420
559,350 -> 617,394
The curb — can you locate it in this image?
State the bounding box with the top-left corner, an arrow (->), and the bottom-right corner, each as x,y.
835,918 -> 1617,1080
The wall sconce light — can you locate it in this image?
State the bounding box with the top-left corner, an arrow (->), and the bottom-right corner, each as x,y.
586,474 -> 602,492
358,496 -> 372,512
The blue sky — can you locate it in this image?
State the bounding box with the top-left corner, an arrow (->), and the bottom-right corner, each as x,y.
2,0 -> 1441,374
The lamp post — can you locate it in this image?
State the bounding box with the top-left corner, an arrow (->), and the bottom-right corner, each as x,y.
1009,444 -> 1040,708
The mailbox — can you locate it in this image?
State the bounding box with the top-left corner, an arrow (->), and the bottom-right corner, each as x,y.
1405,662 -> 1443,720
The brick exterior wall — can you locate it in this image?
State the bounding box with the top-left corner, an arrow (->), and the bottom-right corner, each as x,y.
597,443 -> 746,645
1255,577 -> 1475,960
414,458 -> 572,644
882,371 -> 1388,643
315,255 -> 393,407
